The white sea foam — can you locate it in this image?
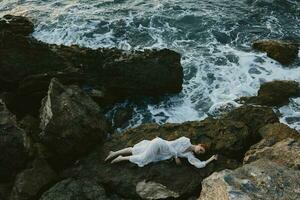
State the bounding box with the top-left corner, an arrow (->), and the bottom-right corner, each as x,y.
1,0 -> 299,131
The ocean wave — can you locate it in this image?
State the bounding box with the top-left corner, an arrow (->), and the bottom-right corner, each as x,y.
1,0 -> 299,131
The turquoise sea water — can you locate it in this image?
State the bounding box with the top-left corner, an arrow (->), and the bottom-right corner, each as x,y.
1,0 -> 300,130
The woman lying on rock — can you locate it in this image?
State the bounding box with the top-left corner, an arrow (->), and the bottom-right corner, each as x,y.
105,136 -> 218,168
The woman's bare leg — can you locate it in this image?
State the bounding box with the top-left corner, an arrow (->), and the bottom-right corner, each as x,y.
111,155 -> 130,164
105,147 -> 132,161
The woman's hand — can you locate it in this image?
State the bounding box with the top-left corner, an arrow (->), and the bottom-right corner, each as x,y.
175,157 -> 181,165
212,154 -> 218,161
205,154 -> 218,165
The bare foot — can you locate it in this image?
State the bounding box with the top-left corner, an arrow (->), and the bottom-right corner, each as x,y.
111,155 -> 123,164
105,151 -> 116,161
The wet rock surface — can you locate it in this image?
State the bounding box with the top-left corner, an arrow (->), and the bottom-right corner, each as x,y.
0,15 -> 183,118
0,15 -> 34,36
240,80 -> 300,107
253,40 -> 299,65
112,107 -> 134,129
1,15 -> 300,200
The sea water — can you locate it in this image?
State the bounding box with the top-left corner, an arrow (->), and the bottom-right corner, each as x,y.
1,0 -> 299,131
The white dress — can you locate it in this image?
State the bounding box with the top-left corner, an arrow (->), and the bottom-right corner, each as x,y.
129,136 -> 206,168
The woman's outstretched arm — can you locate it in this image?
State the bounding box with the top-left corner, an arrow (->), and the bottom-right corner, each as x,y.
204,155 -> 218,166
186,153 -> 218,168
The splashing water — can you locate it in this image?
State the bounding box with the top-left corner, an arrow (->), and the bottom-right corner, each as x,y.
1,0 -> 300,131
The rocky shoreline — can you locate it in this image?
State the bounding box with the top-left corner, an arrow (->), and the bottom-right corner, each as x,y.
0,15 -> 300,200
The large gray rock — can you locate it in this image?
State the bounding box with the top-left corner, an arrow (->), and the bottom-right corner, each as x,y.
10,159 -> 58,200
199,159 -> 300,200
244,138 -> 300,169
0,100 -> 28,182
258,122 -> 299,142
39,78 -> 110,167
243,123 -> 300,155
136,180 -> 180,199
39,178 -> 109,200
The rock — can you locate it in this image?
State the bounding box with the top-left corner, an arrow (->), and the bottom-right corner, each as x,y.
10,159 -> 58,200
223,105 -> 279,143
62,105 -> 278,199
113,107 -> 133,128
199,159 -> 300,200
39,178 -> 109,200
4,72 -> 88,118
244,138 -> 300,169
0,183 -> 12,200
136,180 -> 180,199
253,40 -> 299,65
259,122 -> 299,140
243,123 -> 299,168
240,80 -> 300,107
0,100 -> 28,182
102,49 -> 183,102
39,78 -> 110,168
0,15 -> 183,118
0,15 -> 34,36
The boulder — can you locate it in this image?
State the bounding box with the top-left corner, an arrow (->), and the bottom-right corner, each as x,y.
39,78 -> 110,167
0,183 -> 12,200
136,180 -> 180,199
0,15 -> 183,118
113,107 -> 133,128
240,80 -> 300,107
61,105 -> 278,199
3,72 -> 88,118
223,105 -> 278,142
0,15 -> 34,36
0,100 -> 28,182
245,123 -> 300,152
244,138 -> 300,169
39,178 -> 109,200
258,122 -> 299,142
253,40 -> 299,65
10,159 -> 58,200
102,49 -> 183,102
199,159 -> 300,200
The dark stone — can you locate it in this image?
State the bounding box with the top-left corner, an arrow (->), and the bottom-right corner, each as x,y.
0,15 -> 34,36
39,178 -> 109,200
223,105 -> 279,137
253,40 -> 299,65
0,100 -> 28,182
39,78 -> 111,168
10,159 -> 58,200
101,49 -> 183,102
113,107 -> 133,128
61,105 -> 278,199
0,15 -> 183,119
240,80 -> 300,107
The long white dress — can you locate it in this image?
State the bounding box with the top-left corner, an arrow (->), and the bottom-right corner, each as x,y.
129,136 -> 206,168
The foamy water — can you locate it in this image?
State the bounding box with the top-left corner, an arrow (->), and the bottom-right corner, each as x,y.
1,0 -> 300,131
